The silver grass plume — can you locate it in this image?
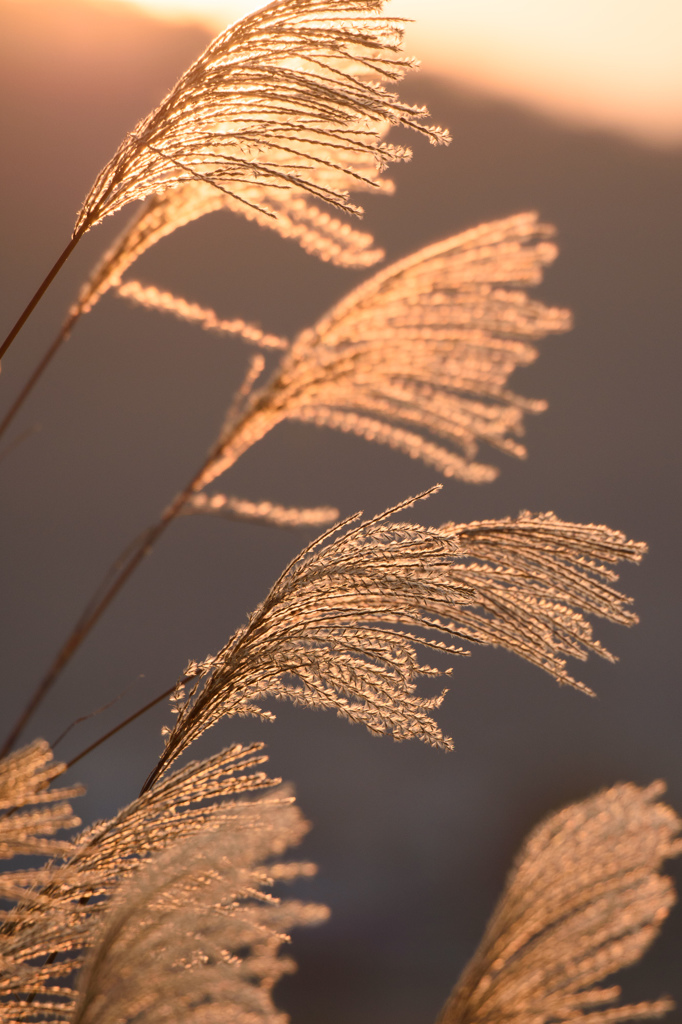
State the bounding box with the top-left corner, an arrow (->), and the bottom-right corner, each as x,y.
0,743 -> 292,1023
147,489 -> 644,787
74,0 -> 447,239
72,810 -> 327,1024
0,739 -> 82,863
75,181 -> 386,318
437,781 -> 682,1024
190,212 -> 571,492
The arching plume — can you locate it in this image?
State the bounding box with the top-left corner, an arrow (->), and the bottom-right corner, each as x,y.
148,490 -> 644,786
74,0 -> 447,240
193,213 -> 571,490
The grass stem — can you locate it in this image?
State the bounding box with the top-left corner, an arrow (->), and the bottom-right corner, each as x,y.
0,231 -> 84,360
0,313 -> 78,442
0,405 -> 250,760
65,682 -> 181,772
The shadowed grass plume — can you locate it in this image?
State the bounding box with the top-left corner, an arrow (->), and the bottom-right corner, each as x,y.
438,782 -> 682,1024
0,743 -> 322,1023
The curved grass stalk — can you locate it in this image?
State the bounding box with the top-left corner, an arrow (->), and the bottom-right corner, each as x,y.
0,233 -> 84,362
0,354 -> 268,759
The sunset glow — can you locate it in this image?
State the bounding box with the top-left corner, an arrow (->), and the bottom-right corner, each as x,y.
124,0 -> 682,145
13,0 -> 682,145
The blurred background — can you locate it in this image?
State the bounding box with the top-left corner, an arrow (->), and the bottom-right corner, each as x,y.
1,0 -> 681,1020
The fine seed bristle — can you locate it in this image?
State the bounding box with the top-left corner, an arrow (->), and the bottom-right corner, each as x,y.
74,181 -> 387,319
0,739 -> 83,862
116,281 -> 289,350
182,493 -> 340,528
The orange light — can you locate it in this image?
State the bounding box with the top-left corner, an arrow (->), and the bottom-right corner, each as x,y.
33,0 -> 682,144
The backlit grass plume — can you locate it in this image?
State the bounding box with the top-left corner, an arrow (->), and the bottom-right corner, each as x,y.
438,782 -> 682,1024
74,0 -> 447,241
0,743 -> 316,1023
72,816 -> 327,1024
1,0 -> 674,1017
3,0 -> 439,424
146,489 -> 644,787
188,212 -> 570,490
0,0 -> 444,421
0,211 -> 575,750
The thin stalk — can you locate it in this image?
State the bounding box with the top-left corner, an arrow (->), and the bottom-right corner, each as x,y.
0,682 -> 179,822
65,681 -> 182,772
0,364 -> 265,759
0,231 -> 84,359
0,312 -> 78,442
0,462 -> 209,760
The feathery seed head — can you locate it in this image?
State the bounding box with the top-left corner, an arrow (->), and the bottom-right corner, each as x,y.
0,744 -> 309,1023
149,490 -> 645,785
438,781 -> 682,1024
197,213 -> 572,491
72,793 -> 327,1024
74,0 -> 446,241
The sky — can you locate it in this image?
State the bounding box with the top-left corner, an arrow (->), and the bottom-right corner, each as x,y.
110,0 -> 682,144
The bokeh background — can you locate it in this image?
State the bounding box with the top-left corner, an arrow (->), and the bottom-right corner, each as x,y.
1,0 -> 681,1020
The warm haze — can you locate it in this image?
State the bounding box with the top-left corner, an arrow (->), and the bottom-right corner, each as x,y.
46,0 -> 682,145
